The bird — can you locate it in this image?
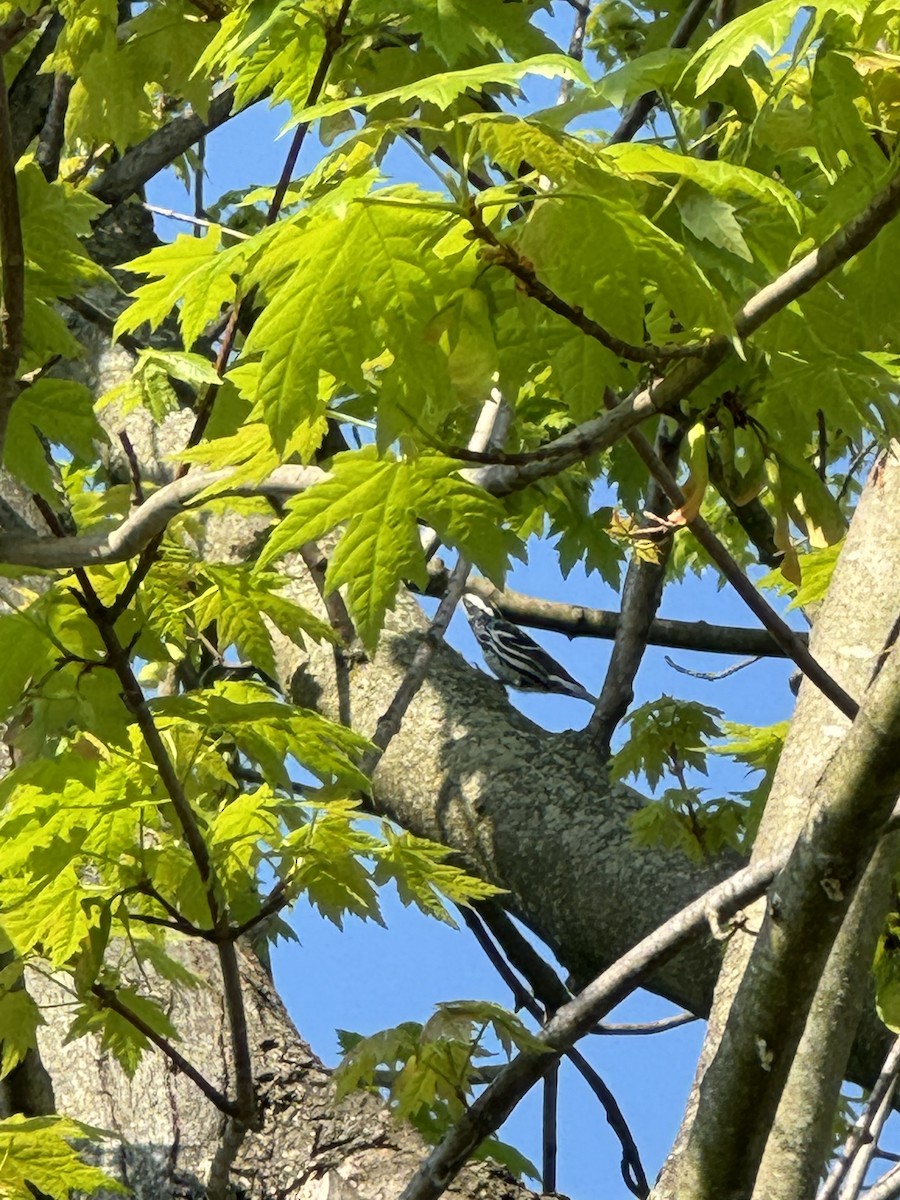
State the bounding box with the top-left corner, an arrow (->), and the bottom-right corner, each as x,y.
462,592 -> 597,704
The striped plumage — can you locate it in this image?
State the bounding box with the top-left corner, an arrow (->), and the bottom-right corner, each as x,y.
462,593 -> 597,704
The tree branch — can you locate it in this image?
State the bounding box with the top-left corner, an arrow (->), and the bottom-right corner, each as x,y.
74,578 -> 258,1128
8,10 -> 62,157
478,162 -> 900,496
862,1164 -> 900,1200
667,637 -> 900,1200
609,0 -> 714,143
89,84 -> 249,206
0,465 -> 326,568
625,427 -> 859,719
466,204 -> 692,366
268,0 -> 353,222
92,981 -> 238,1117
425,572 -> 807,658
398,849 -> 785,1200
596,1013 -> 699,1036
462,904 -> 650,1198
589,427 -> 681,751
818,1034 -> 900,1200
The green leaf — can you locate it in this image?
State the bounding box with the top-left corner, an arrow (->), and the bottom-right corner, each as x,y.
241,191 -> 475,450
0,868 -> 92,967
679,189 -> 752,261
115,228 -> 250,348
474,1136 -> 541,1183
372,828 -> 504,925
195,0 -> 325,115
258,448 -> 521,651
604,142 -> 805,229
611,697 -> 725,791
875,919 -> 900,1032
5,380 -> 106,501
192,565 -> 338,682
334,1021 -> 423,1101
381,0 -> 558,67
0,613 -> 50,719
18,163 -> 109,301
0,974 -> 43,1078
287,54 -> 591,125
0,1114 -> 126,1199
759,541 -> 845,608
152,681 -> 373,791
592,47 -> 693,107
688,0 -> 803,94
285,800 -> 383,928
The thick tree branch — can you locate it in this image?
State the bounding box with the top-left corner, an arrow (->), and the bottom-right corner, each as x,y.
0,465 -> 326,568
89,85 -> 249,206
426,572 -> 807,657
668,636 -> 900,1200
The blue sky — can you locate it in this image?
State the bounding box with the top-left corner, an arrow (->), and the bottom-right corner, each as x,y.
140,11 -> 823,1196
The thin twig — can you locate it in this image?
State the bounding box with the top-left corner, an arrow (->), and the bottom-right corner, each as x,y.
624,426 -> 859,719
589,427 -> 681,752
0,55 -> 26,462
93,982 -> 238,1116
462,904 -> 650,1198
144,203 -> 250,239
817,1034 -> 900,1200
595,1012 -> 699,1035
72,574 -> 258,1129
398,850 -> 785,1200
466,204 -> 692,366
542,1061 -> 559,1192
267,0 -> 353,223
363,556 -> 471,774
424,573 -> 806,659
118,431 -> 145,504
664,654 -> 760,681
558,0 -> 591,103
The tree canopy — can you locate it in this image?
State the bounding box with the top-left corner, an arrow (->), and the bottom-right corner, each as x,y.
1,2 -> 900,1199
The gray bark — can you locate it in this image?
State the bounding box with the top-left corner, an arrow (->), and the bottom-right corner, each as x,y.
653,445 -> 900,1200
29,942 -> 532,1200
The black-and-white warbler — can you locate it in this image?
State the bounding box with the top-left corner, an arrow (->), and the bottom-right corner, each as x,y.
462,592 -> 597,704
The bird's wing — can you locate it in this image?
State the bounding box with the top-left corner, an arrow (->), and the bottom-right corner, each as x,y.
489,620 -> 594,699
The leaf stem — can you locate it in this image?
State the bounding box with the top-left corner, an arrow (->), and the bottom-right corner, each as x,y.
0,54 -> 25,463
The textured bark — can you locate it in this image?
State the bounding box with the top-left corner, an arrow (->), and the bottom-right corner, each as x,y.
653,446 -> 900,1200
28,942 -> 533,1200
